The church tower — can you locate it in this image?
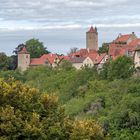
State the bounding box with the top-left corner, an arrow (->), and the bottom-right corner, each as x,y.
17,45 -> 30,71
86,26 -> 98,51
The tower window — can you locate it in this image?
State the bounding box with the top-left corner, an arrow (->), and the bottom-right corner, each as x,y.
26,55 -> 28,58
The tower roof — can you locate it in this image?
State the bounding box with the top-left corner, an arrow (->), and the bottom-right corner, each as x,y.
18,47 -> 29,54
87,26 -> 97,33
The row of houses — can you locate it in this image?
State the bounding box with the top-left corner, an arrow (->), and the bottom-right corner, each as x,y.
18,46 -> 108,71
17,27 -> 140,71
109,32 -> 140,67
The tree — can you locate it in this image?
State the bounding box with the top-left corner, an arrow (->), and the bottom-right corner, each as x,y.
13,44 -> 25,55
107,56 -> 134,80
99,62 -> 110,79
98,43 -> 109,54
0,52 -> 9,70
0,52 -> 17,71
59,60 -> 74,71
69,47 -> 78,54
0,78 -> 105,140
25,38 -> 50,58
7,55 -> 17,70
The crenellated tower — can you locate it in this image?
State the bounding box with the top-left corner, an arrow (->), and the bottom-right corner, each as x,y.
86,26 -> 98,51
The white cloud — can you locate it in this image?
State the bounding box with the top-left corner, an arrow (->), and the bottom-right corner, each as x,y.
0,0 -> 140,32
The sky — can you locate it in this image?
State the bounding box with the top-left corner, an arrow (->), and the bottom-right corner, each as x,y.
0,0 -> 140,55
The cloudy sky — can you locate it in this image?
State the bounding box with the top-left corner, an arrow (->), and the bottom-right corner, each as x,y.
0,0 -> 140,55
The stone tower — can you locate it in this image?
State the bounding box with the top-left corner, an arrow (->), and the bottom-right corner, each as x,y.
17,46 -> 30,71
86,26 -> 98,51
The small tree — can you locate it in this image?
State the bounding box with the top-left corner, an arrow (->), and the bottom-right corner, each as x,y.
98,43 -> 109,54
0,52 -> 9,70
69,47 -> 78,54
13,44 -> 25,55
107,56 -> 134,80
25,38 -> 50,58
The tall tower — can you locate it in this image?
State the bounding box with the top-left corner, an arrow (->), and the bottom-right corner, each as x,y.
17,46 -> 30,71
86,26 -> 98,51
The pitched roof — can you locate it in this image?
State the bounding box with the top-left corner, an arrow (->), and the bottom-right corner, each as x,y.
94,53 -> 107,64
87,26 -> 97,33
40,54 -> 58,64
30,54 -> 57,66
18,47 -> 29,54
69,48 -> 98,58
70,57 -> 86,63
88,52 -> 98,62
59,56 -> 70,61
129,38 -> 140,46
30,58 -> 47,65
108,43 -> 127,60
114,34 -> 133,43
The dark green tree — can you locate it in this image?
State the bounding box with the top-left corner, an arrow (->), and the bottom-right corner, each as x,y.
25,38 -> 50,58
98,43 -> 109,54
0,52 -> 9,70
7,55 -> 17,70
107,56 -> 134,80
13,44 -> 25,55
99,62 -> 110,79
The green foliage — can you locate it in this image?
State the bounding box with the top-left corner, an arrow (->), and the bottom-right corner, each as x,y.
100,56 -> 134,80
23,66 -> 98,103
0,53 -> 9,70
0,70 -> 25,81
7,55 -> 17,70
70,120 -> 104,140
0,78 -> 105,140
25,38 -> 50,58
0,57 -> 139,140
58,60 -> 74,71
0,53 -> 17,71
98,43 -> 109,54
107,56 -> 134,80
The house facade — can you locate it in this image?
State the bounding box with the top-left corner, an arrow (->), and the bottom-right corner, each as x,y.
108,32 -> 140,68
134,46 -> 140,68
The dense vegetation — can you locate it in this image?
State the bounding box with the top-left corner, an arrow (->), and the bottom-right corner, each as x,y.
0,56 -> 140,139
0,78 -> 104,140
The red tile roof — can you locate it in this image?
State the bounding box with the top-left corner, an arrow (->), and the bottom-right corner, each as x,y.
30,58 -> 46,65
59,56 -> 70,61
87,26 -> 96,33
94,53 -> 107,64
114,34 -> 132,43
30,54 -> 57,66
18,47 -> 29,54
88,52 -> 98,62
40,54 -> 58,65
69,48 -> 98,58
129,38 -> 140,46
109,44 -> 127,60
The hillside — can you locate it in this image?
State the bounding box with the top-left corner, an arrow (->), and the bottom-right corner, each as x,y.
0,57 -> 140,140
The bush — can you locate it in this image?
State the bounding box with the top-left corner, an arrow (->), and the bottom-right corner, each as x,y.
0,78 -> 105,140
